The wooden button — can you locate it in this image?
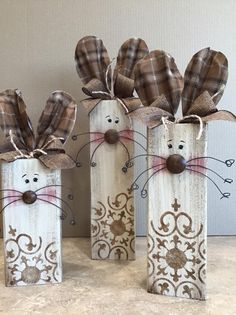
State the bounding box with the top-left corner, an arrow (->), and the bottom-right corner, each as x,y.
104,129 -> 120,144
22,190 -> 37,204
166,154 -> 186,174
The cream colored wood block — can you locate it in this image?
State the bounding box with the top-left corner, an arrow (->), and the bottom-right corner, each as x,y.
90,100 -> 135,260
1,159 -> 62,287
147,124 -> 207,300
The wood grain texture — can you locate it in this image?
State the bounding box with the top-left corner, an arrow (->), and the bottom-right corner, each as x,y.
1,159 -> 62,286
147,124 -> 207,300
89,100 -> 135,260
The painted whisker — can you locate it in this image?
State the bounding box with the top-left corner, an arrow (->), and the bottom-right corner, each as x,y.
119,136 -> 146,151
140,167 -> 167,198
90,141 -> 105,167
186,168 -> 230,199
0,198 -> 22,214
187,157 -> 235,167
188,164 -> 233,183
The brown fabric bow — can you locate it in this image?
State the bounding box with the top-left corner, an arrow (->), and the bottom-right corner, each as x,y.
75,36 -> 149,113
0,89 -> 77,169
129,48 -> 236,128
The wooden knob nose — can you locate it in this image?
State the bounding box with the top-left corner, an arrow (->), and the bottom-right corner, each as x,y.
22,190 -> 37,204
104,129 -> 120,144
166,154 -> 186,174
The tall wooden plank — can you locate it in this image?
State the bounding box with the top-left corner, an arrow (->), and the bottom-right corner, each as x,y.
147,124 -> 207,300
90,100 -> 135,260
1,159 -> 62,286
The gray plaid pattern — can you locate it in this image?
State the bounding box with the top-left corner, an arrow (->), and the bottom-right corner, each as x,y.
75,36 -> 110,86
75,36 -> 148,98
0,89 -> 77,168
182,47 -> 228,115
134,50 -> 183,114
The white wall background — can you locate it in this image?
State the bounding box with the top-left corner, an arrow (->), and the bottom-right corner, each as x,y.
0,0 -> 235,236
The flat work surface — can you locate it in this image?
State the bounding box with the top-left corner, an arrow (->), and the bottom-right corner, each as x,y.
0,237 -> 235,315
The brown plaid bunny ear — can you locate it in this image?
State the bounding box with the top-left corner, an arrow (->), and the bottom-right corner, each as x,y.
182,47 -> 228,116
0,89 -> 35,151
36,91 -> 77,149
114,38 -> 149,97
75,36 -> 110,96
134,50 -> 183,114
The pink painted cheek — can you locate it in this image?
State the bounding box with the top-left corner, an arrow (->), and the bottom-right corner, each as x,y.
119,129 -> 133,140
91,132 -> 104,142
37,187 -> 58,202
150,156 -> 166,170
187,155 -> 206,173
5,190 -> 23,203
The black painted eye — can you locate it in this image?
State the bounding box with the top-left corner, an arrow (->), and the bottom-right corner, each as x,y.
115,120 -> 119,124
178,144 -> 184,150
33,177 -> 38,182
25,179 -> 30,184
168,144 -> 173,149
107,118 -> 112,123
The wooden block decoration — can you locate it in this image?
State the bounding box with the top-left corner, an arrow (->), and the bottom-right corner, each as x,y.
147,124 -> 208,300
128,46 -> 236,300
1,159 -> 62,286
88,100 -> 138,260
74,35 -> 149,259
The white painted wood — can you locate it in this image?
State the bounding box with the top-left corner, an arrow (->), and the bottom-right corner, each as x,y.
1,159 -> 62,287
89,100 -> 135,260
147,124 -> 207,300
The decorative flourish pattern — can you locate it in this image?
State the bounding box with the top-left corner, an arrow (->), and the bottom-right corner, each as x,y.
148,199 -> 206,300
91,192 -> 135,260
5,226 -> 60,286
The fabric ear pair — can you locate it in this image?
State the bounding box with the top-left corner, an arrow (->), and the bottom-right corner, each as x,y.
131,47 -> 235,126
0,89 -> 77,169
74,36 -> 149,100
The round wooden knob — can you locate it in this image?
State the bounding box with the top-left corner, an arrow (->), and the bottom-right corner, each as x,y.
104,129 -> 120,144
166,154 -> 186,174
22,190 -> 37,204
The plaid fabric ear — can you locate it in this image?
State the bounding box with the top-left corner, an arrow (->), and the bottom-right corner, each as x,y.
115,38 -> 149,80
134,50 -> 183,114
36,91 -> 77,149
114,38 -> 149,97
75,36 -> 110,86
182,47 -> 228,115
0,89 -> 35,150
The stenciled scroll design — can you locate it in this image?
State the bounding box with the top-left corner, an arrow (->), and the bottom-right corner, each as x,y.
91,192 -> 135,260
148,199 -> 206,300
5,225 -> 60,286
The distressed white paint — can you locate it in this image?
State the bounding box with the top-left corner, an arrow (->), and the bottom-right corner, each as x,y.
1,159 -> 62,287
89,100 -> 135,260
147,124 -> 207,300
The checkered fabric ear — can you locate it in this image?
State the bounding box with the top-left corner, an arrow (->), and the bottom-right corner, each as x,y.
0,89 -> 35,150
36,91 -> 77,149
134,50 -> 183,114
182,48 -> 228,116
75,36 -> 110,86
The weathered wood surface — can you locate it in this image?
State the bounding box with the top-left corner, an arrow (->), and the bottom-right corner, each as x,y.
1,159 -> 62,286
89,100 -> 135,260
147,124 -> 207,300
